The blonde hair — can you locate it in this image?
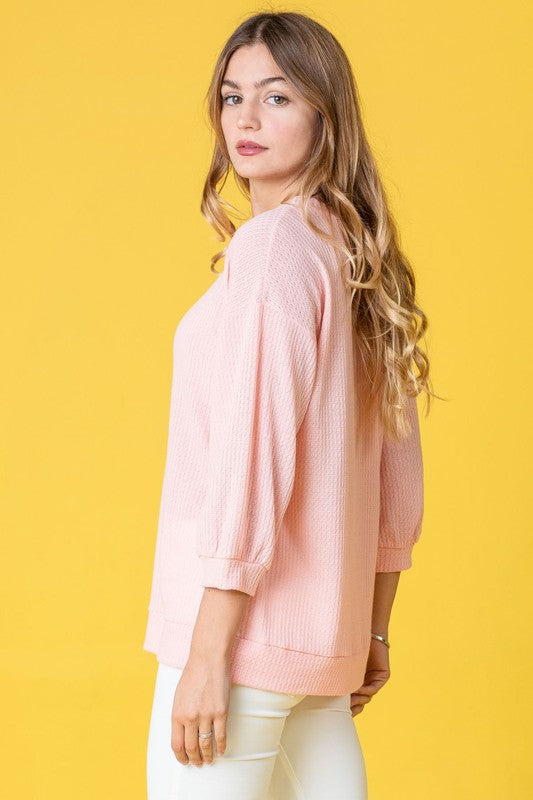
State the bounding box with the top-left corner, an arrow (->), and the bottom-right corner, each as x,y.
200,10 -> 441,440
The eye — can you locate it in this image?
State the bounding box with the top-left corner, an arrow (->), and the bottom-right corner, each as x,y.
266,95 -> 288,106
220,93 -> 289,107
221,94 -> 241,106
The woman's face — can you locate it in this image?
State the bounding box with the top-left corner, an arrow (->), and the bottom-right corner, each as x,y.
220,42 -> 318,197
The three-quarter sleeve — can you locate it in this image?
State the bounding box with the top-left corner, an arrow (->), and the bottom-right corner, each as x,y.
376,393 -> 425,572
195,298 -> 318,596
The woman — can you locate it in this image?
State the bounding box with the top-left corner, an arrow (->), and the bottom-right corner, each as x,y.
144,11 -> 434,799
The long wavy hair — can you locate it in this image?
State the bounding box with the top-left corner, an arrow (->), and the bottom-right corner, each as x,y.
200,10 -> 441,440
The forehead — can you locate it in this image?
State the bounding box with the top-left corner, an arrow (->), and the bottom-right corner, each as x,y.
223,43 -> 287,85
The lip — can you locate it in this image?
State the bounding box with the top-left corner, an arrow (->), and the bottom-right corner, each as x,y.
236,140 -> 267,151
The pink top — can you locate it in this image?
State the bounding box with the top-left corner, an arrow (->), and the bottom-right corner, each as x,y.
143,195 -> 424,696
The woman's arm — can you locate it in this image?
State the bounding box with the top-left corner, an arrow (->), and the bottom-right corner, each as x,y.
189,587 -> 251,661
371,571 -> 400,637
170,587 -> 251,767
350,572 -> 400,717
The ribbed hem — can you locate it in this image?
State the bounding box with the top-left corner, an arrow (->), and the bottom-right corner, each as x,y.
375,545 -> 413,572
143,609 -> 370,696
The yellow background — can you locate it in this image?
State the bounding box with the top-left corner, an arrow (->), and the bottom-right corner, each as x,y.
1,1 -> 531,797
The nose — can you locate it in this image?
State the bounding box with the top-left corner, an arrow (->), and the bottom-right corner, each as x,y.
238,116 -> 259,130
237,102 -> 260,130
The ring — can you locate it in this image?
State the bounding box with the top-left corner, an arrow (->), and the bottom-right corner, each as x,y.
198,730 -> 213,739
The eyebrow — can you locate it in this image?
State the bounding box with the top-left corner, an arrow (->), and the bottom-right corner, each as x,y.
221,76 -> 288,90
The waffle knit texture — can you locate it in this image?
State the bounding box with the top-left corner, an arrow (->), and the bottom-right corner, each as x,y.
143,195 -> 425,696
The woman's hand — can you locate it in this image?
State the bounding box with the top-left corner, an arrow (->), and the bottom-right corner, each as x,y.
350,637 -> 391,717
170,652 -> 232,767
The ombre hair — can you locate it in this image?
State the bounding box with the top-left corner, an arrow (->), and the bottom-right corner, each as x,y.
200,11 -> 440,440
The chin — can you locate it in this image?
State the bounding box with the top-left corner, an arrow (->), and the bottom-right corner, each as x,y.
234,167 -> 273,179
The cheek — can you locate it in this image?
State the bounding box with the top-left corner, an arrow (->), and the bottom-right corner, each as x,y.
220,112 -> 229,138
271,115 -> 313,153
220,108 -> 233,135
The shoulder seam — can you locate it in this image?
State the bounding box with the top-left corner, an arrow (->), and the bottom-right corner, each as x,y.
220,296 -> 317,345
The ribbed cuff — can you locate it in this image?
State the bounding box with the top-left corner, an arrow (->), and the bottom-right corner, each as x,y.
375,545 -> 413,572
199,556 -> 267,596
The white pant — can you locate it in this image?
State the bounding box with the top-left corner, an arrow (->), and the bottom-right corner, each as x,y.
147,662 -> 368,799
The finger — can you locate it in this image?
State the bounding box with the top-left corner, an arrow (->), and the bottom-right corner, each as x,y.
198,718 -> 214,764
185,722 -> 203,767
351,704 -> 365,716
350,693 -> 373,706
212,712 -> 227,757
353,680 -> 382,698
170,719 -> 188,766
